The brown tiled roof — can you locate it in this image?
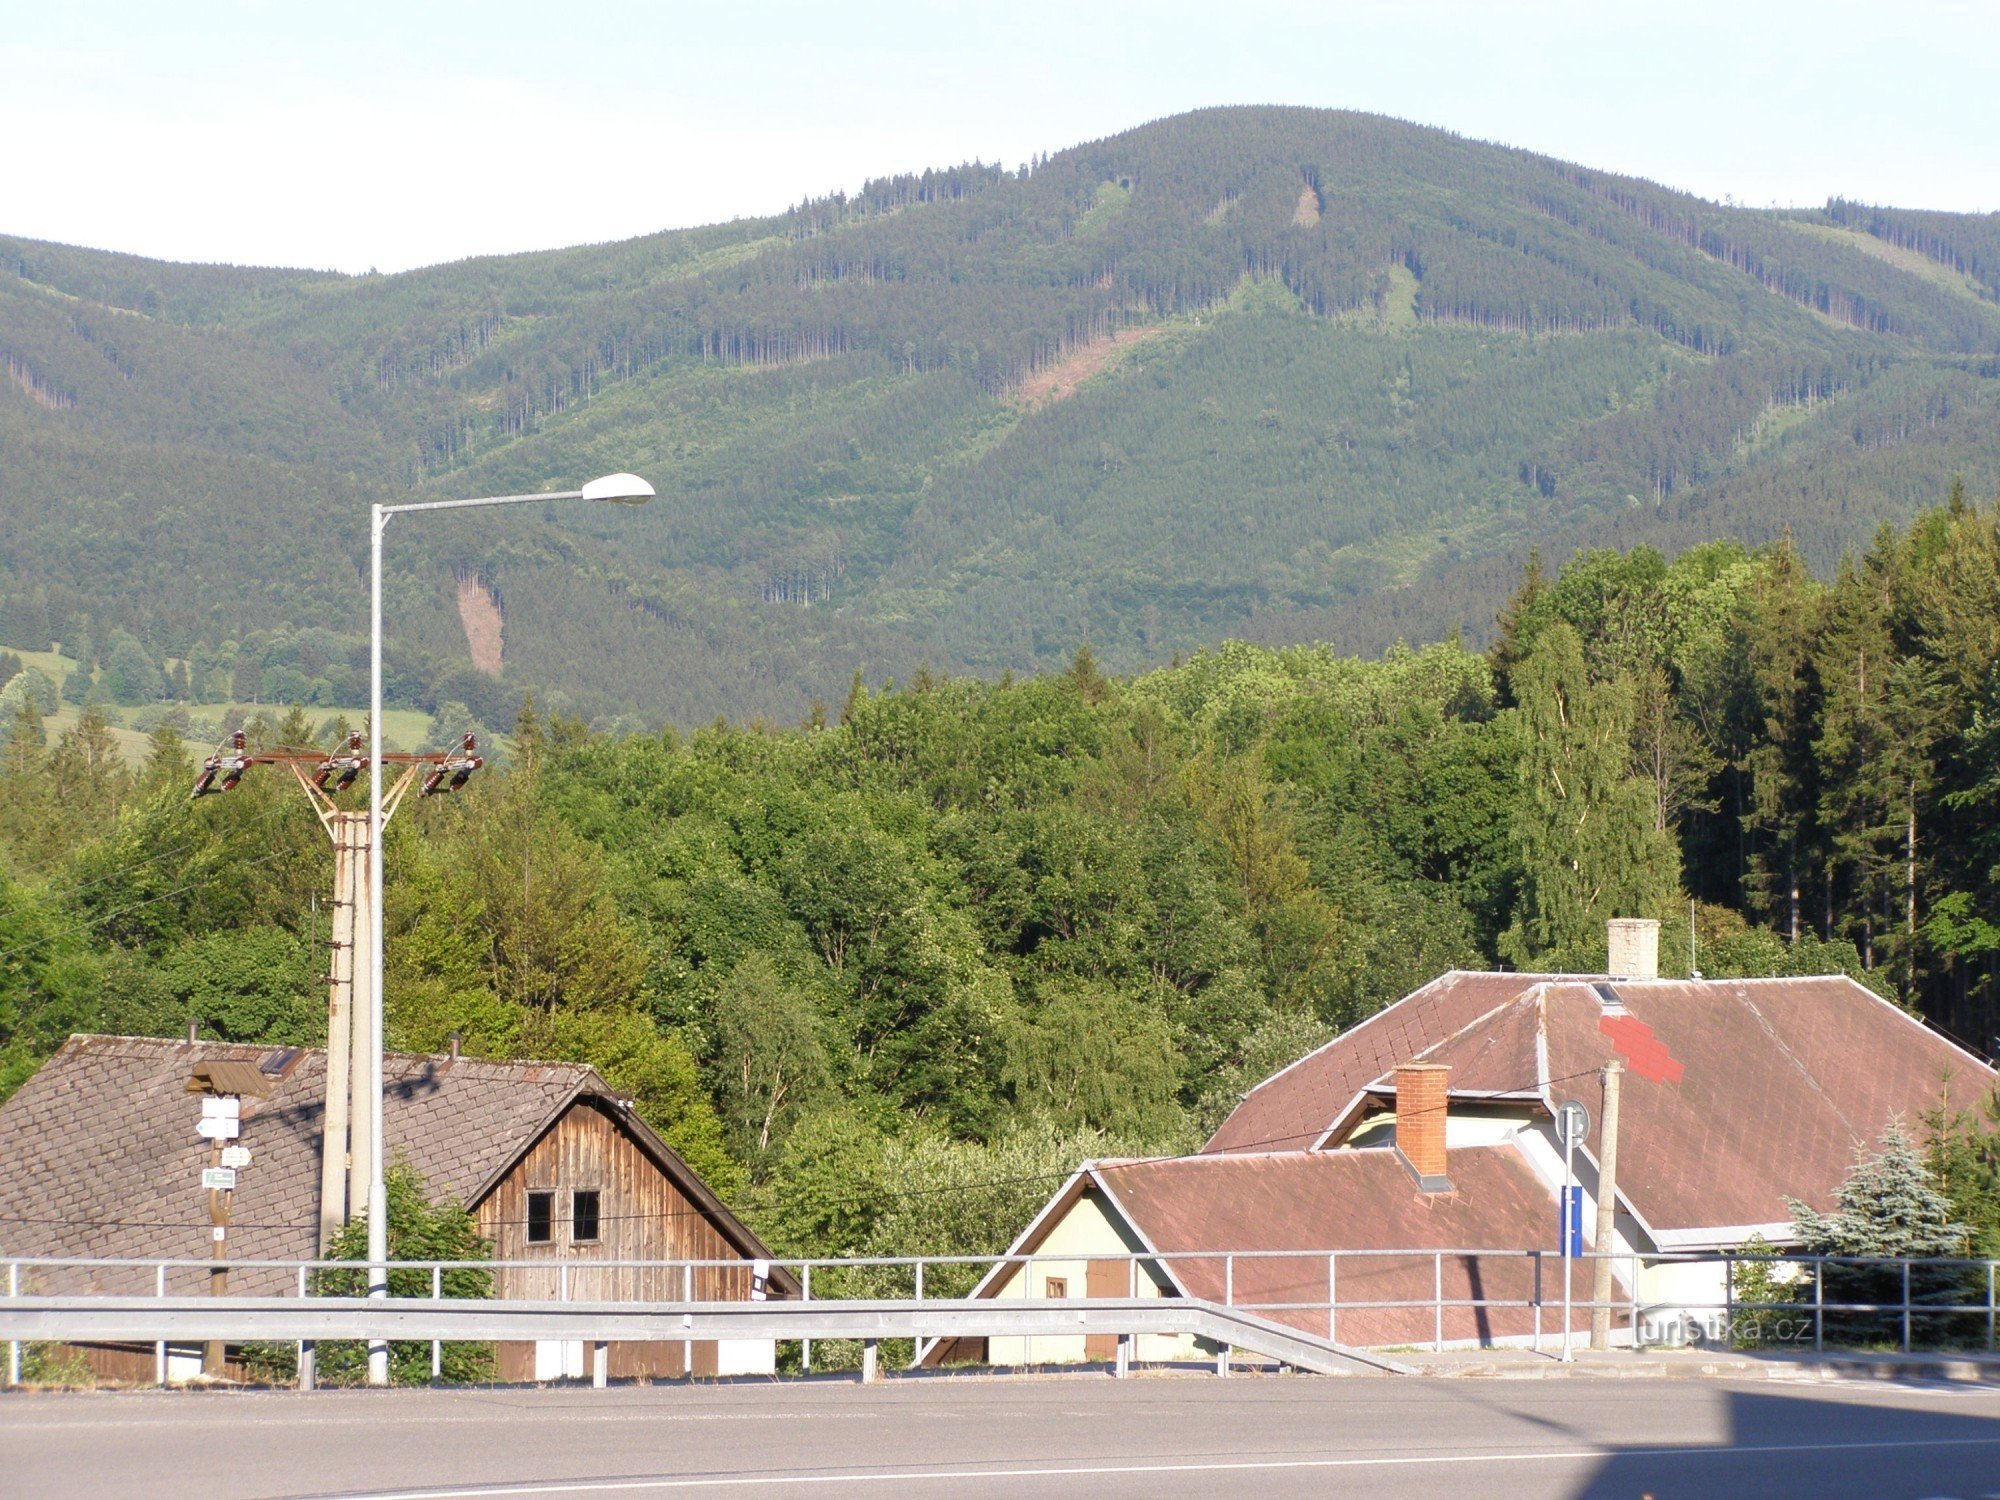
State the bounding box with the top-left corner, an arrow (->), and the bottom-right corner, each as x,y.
1202,972 -> 1538,1153
1092,1148 -> 1605,1347
1537,978 -> 1997,1234
1208,971 -> 2000,1239
0,1034 -> 785,1296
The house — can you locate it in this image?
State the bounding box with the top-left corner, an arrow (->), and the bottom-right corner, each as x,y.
0,1034 -> 796,1383
929,920 -> 1997,1363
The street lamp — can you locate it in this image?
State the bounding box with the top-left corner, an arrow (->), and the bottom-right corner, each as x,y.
364,472 -> 654,1385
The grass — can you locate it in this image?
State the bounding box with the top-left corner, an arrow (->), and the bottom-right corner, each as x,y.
30,697 -> 435,765
1786,220 -> 1998,308
1075,181 -> 1134,239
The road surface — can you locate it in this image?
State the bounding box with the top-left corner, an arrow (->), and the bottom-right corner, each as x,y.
6,1373 -> 2000,1499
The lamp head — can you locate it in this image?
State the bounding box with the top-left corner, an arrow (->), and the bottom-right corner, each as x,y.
580,472 -> 656,505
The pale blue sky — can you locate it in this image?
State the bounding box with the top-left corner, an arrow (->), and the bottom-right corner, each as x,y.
5,1 -> 1995,273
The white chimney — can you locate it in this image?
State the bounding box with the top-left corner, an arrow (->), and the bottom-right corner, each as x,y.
1606,918 -> 1659,981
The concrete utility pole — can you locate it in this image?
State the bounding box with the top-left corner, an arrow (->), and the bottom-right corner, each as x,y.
1590,1059 -> 1624,1350
199,737 -> 458,1254
289,762 -> 420,1248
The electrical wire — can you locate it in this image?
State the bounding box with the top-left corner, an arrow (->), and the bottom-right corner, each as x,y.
0,844 -> 302,966
0,1064 -> 1616,1238
36,798 -> 304,909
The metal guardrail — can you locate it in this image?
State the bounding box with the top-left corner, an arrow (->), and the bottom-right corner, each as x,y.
6,1248 -> 1998,1387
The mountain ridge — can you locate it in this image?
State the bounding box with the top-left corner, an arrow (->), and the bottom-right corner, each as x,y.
4,106 -> 1998,727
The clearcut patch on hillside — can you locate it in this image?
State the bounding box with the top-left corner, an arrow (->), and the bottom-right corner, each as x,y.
456,572 -> 504,676
1013,326 -> 1165,406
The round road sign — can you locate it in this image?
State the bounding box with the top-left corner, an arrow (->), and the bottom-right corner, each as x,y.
1556,1099 -> 1591,1148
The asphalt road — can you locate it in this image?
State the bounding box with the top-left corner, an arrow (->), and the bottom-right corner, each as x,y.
6,1374 -> 2000,1500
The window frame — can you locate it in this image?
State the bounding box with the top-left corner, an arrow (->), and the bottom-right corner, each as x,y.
571,1188 -> 602,1245
525,1189 -> 555,1245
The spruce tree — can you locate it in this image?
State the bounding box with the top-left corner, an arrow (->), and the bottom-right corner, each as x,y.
1789,1122 -> 1973,1346
1499,622 -> 1679,970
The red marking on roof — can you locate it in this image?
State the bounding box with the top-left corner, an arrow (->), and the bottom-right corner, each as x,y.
1599,1012 -> 1684,1084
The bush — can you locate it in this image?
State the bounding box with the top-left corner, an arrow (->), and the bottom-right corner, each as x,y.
246,1162 -> 496,1385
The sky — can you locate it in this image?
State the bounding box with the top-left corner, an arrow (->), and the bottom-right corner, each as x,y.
4,1 -> 1996,275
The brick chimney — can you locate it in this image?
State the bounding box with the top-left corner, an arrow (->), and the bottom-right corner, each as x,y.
1394,1062 -> 1451,1192
1606,918 -> 1660,981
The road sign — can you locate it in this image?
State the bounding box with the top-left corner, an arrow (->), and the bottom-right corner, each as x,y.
201,1167 -> 237,1191
1560,1184 -> 1584,1257
1556,1099 -> 1591,1149
196,1116 -> 241,1141
200,1095 -> 241,1120
219,1145 -> 252,1169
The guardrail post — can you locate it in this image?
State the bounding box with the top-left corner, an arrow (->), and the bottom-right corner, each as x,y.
861,1339 -> 879,1384
1988,1261 -> 1995,1352
1532,1252 -> 1542,1355
1024,1255 -> 1034,1367
1814,1258 -> 1824,1352
6,1261 -> 18,1388
1115,1333 -> 1131,1378
157,1263 -> 169,1387
1901,1260 -> 1912,1354
1724,1254 -> 1734,1347
683,1262 -> 694,1379
1328,1254 -> 1337,1344
592,1341 -> 608,1389
431,1265 -> 442,1382
1433,1252 -> 1443,1353
297,1264 -> 314,1391
801,1265 -> 812,1375
1215,1341 -> 1230,1378
1628,1252 -> 1639,1348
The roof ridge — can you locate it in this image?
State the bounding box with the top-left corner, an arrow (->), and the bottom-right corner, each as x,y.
56,1032 -> 602,1076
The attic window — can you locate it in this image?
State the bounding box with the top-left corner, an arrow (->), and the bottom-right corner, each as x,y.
527,1191 -> 554,1244
572,1190 -> 601,1244
1044,1276 -> 1069,1298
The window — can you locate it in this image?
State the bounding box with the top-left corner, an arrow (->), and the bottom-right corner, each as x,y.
572,1189 -> 601,1244
1044,1276 -> 1069,1298
526,1191 -> 553,1244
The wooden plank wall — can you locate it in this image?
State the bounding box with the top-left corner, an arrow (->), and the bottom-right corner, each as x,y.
478,1099 -> 755,1380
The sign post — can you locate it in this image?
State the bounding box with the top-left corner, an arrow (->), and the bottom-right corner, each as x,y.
1556,1099 -> 1590,1364
192,1096 -> 247,1384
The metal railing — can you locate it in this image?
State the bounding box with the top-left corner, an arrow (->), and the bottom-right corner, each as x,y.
6,1248 -> 1998,1388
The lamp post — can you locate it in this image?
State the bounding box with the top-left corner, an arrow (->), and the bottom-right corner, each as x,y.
364,472 -> 654,1385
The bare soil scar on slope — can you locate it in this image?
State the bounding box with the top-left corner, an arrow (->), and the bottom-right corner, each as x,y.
457,573 -> 504,675
1014,326 -> 1165,407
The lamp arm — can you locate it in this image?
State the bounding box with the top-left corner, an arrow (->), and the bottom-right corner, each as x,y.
378,489 -> 586,519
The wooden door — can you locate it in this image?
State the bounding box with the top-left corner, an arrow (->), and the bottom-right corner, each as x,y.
1085,1259 -> 1126,1361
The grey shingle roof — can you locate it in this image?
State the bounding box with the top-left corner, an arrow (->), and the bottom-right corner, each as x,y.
0,1035 -> 596,1293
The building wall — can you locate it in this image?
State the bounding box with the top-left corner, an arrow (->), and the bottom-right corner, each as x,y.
477,1099 -> 771,1381
982,1190 -> 1199,1366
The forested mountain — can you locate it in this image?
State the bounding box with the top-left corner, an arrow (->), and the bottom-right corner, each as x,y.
4,107 -> 2000,727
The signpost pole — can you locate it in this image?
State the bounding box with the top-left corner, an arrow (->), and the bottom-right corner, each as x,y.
1554,1097 -> 1589,1365
1562,1131 -> 1574,1363
205,1141 -> 231,1377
